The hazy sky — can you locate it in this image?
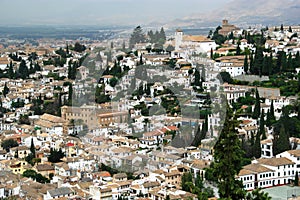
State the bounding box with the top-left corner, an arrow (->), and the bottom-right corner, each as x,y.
0,0 -> 231,26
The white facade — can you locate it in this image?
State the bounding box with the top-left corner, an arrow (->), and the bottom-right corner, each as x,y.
217,62 -> 244,77
261,139 -> 273,158
238,154 -> 297,191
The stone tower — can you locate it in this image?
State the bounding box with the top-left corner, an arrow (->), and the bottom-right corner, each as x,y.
175,29 -> 183,50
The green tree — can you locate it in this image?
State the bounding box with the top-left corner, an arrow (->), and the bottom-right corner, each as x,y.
253,129 -> 262,158
295,172 -> 299,186
266,110 -> 271,127
106,50 -> 112,63
259,110 -> 266,140
219,72 -> 233,84
1,139 -> 18,152
281,51 -> 287,72
270,100 -> 275,121
249,52 -> 254,74
244,54 -> 249,74
287,53 -> 293,71
68,84 -> 73,106
229,32 -> 234,40
25,153 -> 34,165
166,45 -> 175,55
213,105 -> 246,199
262,56 -> 269,75
236,42 -> 241,55
8,61 -> 14,79
246,188 -> 272,200
252,88 -> 261,119
139,54 -> 143,65
273,123 -> 290,155
34,62 -> 41,72
73,42 -> 86,52
30,138 -> 36,157
181,172 -> 193,192
23,169 -> 49,183
266,100 -> 276,127
3,83 -> 9,97
48,148 -> 65,163
109,77 -> 118,87
253,47 -> 264,76
95,84 -> 111,104
129,26 -> 146,48
191,124 -> 205,147
195,173 -> 204,189
122,41 -> 126,51
18,59 -> 29,79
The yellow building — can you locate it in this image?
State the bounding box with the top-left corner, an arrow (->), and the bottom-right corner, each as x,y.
8,159 -> 31,174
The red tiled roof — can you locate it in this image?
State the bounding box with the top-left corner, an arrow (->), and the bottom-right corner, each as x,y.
66,142 -> 74,147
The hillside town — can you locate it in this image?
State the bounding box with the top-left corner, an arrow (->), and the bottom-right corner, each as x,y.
1,20 -> 300,200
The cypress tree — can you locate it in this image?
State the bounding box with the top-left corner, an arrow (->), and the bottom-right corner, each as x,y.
262,55 -> 268,75
281,52 -> 287,72
273,123 -> 290,155
287,53 -> 293,71
8,61 -> 14,79
66,43 -> 69,55
252,88 -> 261,119
139,54 -> 143,65
30,138 -> 36,157
295,52 -> 300,68
244,54 -> 249,74
253,130 -> 262,158
68,84 -> 73,106
249,52 -> 254,74
3,83 -> 9,97
159,27 -> 166,44
268,54 -> 273,75
191,124 -> 202,147
250,131 -> 255,146
213,105 -> 246,199
260,110 -> 266,140
122,41 -> 126,51
67,64 -> 72,79
253,47 -> 264,76
266,109 -> 271,127
236,43 -> 241,55
18,59 -> 29,79
58,93 -> 62,117
295,172 -> 299,186
270,100 -> 276,122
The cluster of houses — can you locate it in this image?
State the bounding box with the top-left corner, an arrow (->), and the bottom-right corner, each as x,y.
0,20 -> 300,199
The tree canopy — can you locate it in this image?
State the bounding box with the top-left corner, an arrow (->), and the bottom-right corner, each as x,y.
129,26 -> 146,48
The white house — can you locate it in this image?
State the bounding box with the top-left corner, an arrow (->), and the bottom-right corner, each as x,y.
174,29 -> 217,54
238,156 -> 296,191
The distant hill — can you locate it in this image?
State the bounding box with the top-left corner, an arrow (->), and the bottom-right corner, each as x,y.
162,0 -> 300,29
